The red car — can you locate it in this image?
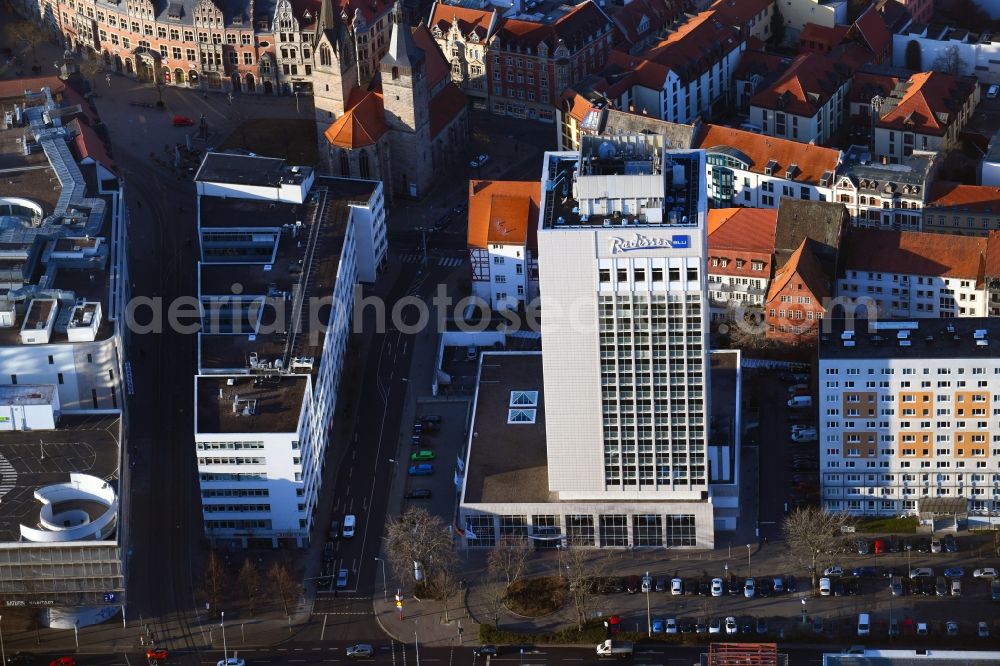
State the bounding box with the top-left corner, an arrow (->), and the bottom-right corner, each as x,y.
171,115 -> 194,127
874,538 -> 886,554
146,648 -> 169,661
50,659 -> 76,666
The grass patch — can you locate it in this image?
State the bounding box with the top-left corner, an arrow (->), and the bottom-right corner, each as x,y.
503,576 -> 567,617
479,621 -> 610,645
854,516 -> 918,534
219,118 -> 318,165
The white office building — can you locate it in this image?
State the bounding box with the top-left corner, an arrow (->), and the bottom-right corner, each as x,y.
193,152 -> 385,548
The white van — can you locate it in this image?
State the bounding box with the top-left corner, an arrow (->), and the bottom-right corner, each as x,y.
857,613 -> 870,636
787,395 -> 813,408
343,514 -> 357,538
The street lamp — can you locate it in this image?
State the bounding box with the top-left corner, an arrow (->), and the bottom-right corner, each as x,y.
906,543 -> 912,575
746,544 -> 752,578
800,598 -> 807,625
221,611 -> 228,664
644,570 -> 651,637
375,556 -> 387,601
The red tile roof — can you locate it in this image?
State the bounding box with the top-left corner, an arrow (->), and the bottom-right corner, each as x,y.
840,228 -> 987,283
644,9 -> 743,82
695,124 -> 841,185
876,71 -> 978,136
986,231 -> 1000,277
799,22 -> 848,50
495,1 -> 611,53
564,91 -> 597,122
323,90 -> 388,148
67,119 -> 115,172
926,181 -> 1000,213
428,4 -> 495,40
733,49 -> 788,83
749,52 -> 849,117
710,0 -> 774,29
767,238 -> 831,302
429,82 -> 467,138
707,208 -> 778,278
607,50 -> 670,91
850,5 -> 891,61
338,0 -> 393,25
467,180 -> 541,250
0,76 -> 65,100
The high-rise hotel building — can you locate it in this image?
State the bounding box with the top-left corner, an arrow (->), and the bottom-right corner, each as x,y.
539,138 -> 710,500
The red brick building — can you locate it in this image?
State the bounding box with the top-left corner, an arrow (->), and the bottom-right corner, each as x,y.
765,238 -> 830,345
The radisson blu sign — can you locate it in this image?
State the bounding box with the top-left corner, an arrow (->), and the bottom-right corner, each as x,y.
609,233 -> 690,254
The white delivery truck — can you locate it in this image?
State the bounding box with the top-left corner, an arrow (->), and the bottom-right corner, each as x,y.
596,640 -> 634,659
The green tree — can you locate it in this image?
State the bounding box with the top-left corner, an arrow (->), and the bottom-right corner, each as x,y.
769,4 -> 786,45
904,39 -> 922,71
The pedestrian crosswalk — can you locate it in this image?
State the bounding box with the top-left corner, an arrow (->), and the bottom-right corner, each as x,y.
398,254 -> 465,268
0,455 -> 16,502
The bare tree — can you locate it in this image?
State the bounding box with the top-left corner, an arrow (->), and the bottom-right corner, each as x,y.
202,550 -> 230,614
384,507 -> 454,590
781,507 -> 851,589
487,535 -> 532,588
932,45 -> 966,75
480,577 -> 507,629
564,547 -> 599,630
237,558 -> 262,616
429,547 -> 462,622
267,560 -> 302,618
4,21 -> 46,62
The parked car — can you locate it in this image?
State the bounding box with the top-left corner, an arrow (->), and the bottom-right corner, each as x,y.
787,396 -> 812,408
873,538 -> 886,554
756,618 -> 769,634
410,450 -> 436,462
813,618 -> 824,634
889,618 -> 900,637
890,576 -> 904,596
709,617 -> 722,634
711,578 -> 724,597
698,579 -> 711,596
974,568 -> 998,578
420,414 -> 442,424
728,578 -> 742,595
856,539 -> 870,555
473,646 -> 498,657
671,577 -> 683,595
772,576 -> 784,593
695,622 -> 708,634
943,534 -> 958,552
819,577 -> 832,596
888,535 -> 901,553
787,383 -> 808,395
931,537 -> 943,553
824,566 -> 844,577
915,538 -> 932,553
146,650 -> 169,662
946,621 -> 959,636
651,618 -> 665,634
992,580 -> 1000,601
172,115 -> 195,126
408,464 -> 433,475
336,568 -> 349,589
469,153 -> 489,168
725,617 -> 738,635
936,576 -> 948,596
665,618 -> 678,634
655,576 -> 666,592
944,566 -> 964,578
916,622 -> 929,636
951,579 -> 962,596
786,575 -> 798,593
405,488 -> 432,499
979,621 -> 990,638
641,575 -> 653,593
744,578 -> 755,598
989,84 -> 1000,99
909,567 -> 934,578
791,429 -> 817,443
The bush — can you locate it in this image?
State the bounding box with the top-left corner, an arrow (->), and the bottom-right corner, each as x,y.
854,516 -> 918,534
503,576 -> 567,617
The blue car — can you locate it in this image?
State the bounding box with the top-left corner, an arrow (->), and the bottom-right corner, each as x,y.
408,464 -> 433,476
944,566 -> 964,578
651,618 -> 665,634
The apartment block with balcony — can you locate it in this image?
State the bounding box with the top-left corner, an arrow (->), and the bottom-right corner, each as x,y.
819,319 -> 1000,518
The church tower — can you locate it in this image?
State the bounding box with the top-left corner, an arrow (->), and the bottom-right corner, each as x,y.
312,0 -> 359,169
380,2 -> 433,197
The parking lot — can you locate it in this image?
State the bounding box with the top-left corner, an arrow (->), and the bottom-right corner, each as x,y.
398,400 -> 471,521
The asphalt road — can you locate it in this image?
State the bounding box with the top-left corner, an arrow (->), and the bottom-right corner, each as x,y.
32,642 -> 834,666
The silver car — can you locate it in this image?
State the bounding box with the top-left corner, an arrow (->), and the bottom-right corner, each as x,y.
346,645 -> 374,659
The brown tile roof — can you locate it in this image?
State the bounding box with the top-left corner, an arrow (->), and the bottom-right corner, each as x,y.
710,0 -> 774,29
610,0 -> 682,44
644,9 -> 743,82
850,5 -> 891,60
467,180 -> 542,250
338,0 -> 392,25
564,91 -> 597,122
429,82 -> 467,138
828,41 -> 876,72
695,123 -> 842,185
986,231 -> 1000,277
749,53 -> 850,117
840,228 -> 987,283
0,76 -> 65,100
495,1 -> 611,53
877,71 -> 978,136
926,182 -> 1000,213
413,24 -> 450,92
848,70 -> 900,105
607,50 -> 670,92
323,90 -> 388,149
767,238 -> 831,302
428,3 -> 494,40
68,119 -> 115,172
799,22 -> 848,49
733,49 -> 788,84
